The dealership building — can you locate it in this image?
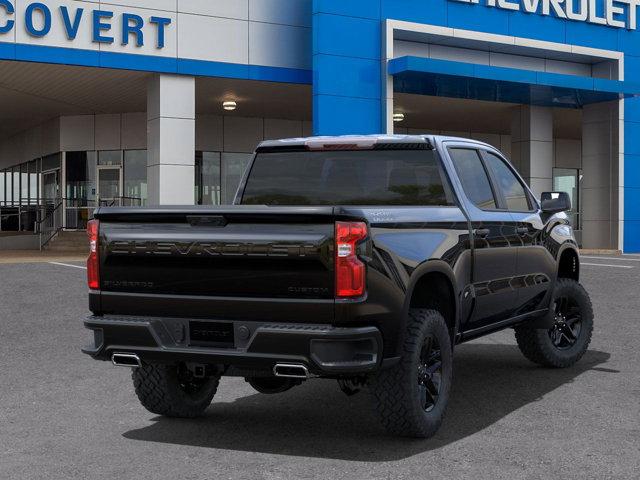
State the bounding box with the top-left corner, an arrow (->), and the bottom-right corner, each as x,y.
0,0 -> 639,251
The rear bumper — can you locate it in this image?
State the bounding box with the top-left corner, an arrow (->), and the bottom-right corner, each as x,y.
82,315 -> 383,376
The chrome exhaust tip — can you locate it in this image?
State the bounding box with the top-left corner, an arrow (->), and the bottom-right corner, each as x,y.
111,352 -> 141,368
273,363 -> 309,379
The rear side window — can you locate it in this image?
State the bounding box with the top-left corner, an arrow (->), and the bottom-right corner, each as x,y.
448,148 -> 497,210
241,150 -> 454,206
483,152 -> 532,211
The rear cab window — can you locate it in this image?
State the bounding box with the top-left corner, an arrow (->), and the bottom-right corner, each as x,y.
240,149 -> 455,206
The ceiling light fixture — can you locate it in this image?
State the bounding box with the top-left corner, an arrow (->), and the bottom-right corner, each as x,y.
393,113 -> 405,122
223,101 -> 237,111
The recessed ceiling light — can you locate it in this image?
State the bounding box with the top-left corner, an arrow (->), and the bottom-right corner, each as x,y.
393,113 -> 405,122
223,101 -> 237,111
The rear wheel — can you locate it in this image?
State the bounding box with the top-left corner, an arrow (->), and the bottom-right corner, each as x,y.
369,309 -> 453,438
132,363 -> 220,418
515,278 -> 593,368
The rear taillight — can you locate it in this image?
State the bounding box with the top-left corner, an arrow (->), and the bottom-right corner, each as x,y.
87,219 -> 100,290
335,221 -> 367,298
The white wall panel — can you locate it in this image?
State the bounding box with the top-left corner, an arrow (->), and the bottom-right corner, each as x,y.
554,139 -> 581,169
95,114 -> 121,150
249,0 -> 311,27
264,118 -> 302,140
249,22 -> 311,69
97,4 -> 177,58
195,114 -> 223,152
41,117 -> 61,156
224,116 -> 263,153
15,0 -> 98,51
60,115 -> 94,151
178,0 -> 248,20
102,1 -> 177,12
177,14 -> 248,63
121,112 -> 146,149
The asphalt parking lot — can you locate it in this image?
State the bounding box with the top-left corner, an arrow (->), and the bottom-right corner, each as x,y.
1,255 -> 638,479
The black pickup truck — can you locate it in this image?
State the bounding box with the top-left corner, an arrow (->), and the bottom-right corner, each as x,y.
83,135 -> 593,438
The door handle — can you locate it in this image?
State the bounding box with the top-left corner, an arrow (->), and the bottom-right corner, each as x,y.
474,228 -> 490,239
516,227 -> 529,235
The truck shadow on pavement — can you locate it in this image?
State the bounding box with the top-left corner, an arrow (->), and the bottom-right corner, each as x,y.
123,343 -> 611,461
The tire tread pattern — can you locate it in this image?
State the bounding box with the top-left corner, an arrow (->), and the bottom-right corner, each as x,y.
515,278 -> 594,368
132,364 -> 220,418
370,309 -> 452,438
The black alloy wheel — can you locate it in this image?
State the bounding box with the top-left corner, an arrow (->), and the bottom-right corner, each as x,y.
418,335 -> 443,412
549,295 -> 582,350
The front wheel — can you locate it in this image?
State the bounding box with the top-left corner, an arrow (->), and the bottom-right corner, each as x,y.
369,309 -> 453,438
132,363 -> 220,418
515,278 -> 594,368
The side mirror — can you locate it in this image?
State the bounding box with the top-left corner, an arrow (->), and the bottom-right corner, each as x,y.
541,192 -> 571,214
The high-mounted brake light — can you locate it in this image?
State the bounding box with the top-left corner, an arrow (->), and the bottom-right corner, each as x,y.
335,221 -> 367,298
87,219 -> 100,290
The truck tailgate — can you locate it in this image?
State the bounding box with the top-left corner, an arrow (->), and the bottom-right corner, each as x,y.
93,206 -> 337,319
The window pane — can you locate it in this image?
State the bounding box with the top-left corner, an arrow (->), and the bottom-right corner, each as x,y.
29,160 -> 38,203
41,153 -> 61,172
13,170 -> 20,202
222,153 -> 252,204
98,150 -> 122,166
553,168 -> 580,229
0,171 -> 5,204
124,150 -> 147,205
449,149 -> 497,209
20,164 -> 28,203
484,152 -> 530,211
242,150 -> 452,206
202,152 -> 221,205
66,152 -> 89,201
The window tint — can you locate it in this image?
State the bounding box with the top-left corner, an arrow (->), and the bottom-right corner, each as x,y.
241,150 -> 453,206
448,148 -> 497,209
484,152 -> 531,211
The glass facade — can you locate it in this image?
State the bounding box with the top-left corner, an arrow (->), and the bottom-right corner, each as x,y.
123,150 -> 147,205
553,168 -> 582,231
0,149 -> 147,231
195,151 -> 252,205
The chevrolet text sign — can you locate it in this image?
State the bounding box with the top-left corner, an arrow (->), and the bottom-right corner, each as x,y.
451,0 -> 640,30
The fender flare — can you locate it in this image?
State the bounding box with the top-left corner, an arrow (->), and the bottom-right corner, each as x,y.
397,259 -> 461,351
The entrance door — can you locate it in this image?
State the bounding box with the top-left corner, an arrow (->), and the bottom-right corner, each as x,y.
42,170 -> 60,204
97,166 -> 122,206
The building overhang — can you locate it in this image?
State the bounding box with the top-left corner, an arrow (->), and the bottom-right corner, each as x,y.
389,56 -> 640,108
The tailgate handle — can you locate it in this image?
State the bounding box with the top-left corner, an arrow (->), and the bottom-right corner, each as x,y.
187,215 -> 227,227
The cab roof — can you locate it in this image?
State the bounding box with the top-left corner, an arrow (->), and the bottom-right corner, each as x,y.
256,134 -> 493,152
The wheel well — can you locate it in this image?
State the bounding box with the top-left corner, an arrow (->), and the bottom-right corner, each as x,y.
558,248 -> 580,281
410,272 -> 456,341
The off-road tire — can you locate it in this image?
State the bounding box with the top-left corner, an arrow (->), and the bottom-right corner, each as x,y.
132,363 -> 220,418
515,278 -> 593,368
370,309 -> 453,438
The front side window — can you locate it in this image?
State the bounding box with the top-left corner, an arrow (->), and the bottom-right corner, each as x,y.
241,149 -> 453,206
448,148 -> 497,210
483,152 -> 531,211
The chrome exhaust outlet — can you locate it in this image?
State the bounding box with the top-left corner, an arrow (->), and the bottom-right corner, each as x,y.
111,353 -> 141,368
273,363 -> 309,379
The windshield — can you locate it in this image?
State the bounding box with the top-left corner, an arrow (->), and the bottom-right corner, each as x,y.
241,149 -> 454,206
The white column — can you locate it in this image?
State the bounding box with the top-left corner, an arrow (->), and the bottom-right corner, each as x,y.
147,74 -> 195,206
581,102 -> 618,249
510,105 -> 553,199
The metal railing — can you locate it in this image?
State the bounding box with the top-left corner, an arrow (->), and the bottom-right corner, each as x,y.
34,199 -> 64,250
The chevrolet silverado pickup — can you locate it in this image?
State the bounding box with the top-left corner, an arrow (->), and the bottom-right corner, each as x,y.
82,135 -> 593,438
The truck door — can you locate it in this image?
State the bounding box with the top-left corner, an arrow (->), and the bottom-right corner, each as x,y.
480,149 -> 556,316
445,145 -> 520,331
